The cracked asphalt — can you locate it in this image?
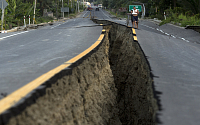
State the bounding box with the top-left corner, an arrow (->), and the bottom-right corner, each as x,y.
117,18 -> 200,125
1,8 -> 200,125
0,11 -> 104,99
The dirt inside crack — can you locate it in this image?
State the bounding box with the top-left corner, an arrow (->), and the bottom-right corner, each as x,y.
1,20 -> 157,125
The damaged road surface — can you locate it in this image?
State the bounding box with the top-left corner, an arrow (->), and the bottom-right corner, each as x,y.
116,18 -> 200,124
0,9 -> 158,125
0,16 -> 102,100
136,21 -> 200,125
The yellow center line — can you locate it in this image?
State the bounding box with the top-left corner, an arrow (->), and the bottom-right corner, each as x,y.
0,33 -> 105,115
86,14 -> 90,18
67,34 -> 104,63
132,28 -> 136,34
98,34 -> 104,41
134,36 -> 138,41
0,63 -> 70,114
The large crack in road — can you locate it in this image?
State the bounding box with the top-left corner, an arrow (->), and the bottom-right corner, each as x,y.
0,20 -> 158,125
102,20 -> 158,125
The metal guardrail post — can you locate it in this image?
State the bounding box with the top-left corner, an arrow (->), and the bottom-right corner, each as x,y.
126,14 -> 130,26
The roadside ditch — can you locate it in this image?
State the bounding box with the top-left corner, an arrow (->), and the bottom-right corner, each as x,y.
0,20 -> 157,125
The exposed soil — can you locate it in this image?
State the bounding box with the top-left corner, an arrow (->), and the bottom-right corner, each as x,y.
0,20 -> 157,125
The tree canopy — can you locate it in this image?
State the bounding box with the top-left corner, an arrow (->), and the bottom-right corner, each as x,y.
1,0 -> 81,29
102,0 -> 200,15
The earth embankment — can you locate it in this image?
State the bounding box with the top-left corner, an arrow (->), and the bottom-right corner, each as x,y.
0,20 -> 157,125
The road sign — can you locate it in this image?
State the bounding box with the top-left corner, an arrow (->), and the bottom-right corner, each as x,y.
0,0 -> 8,31
129,5 -> 142,12
61,7 -> 69,12
119,7 -> 127,12
0,0 -> 8,9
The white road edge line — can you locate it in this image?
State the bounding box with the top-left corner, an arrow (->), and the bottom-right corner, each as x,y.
100,9 -> 112,20
82,11 -> 89,17
0,31 -> 29,40
51,24 -> 61,29
140,23 -> 190,42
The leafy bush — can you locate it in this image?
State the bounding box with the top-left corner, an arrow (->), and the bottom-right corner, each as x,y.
160,10 -> 200,27
36,17 -> 54,24
150,14 -> 164,20
159,17 -> 171,26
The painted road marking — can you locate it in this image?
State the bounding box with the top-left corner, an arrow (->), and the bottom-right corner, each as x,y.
100,9 -> 112,20
0,31 -> 29,40
85,14 -> 90,18
67,34 -> 105,63
62,21 -> 68,24
51,24 -> 61,29
132,28 -> 136,34
171,35 -> 176,38
50,20 -> 68,29
0,33 -> 105,115
0,63 -> 71,114
66,40 -> 102,63
98,34 -> 104,41
82,11 -> 89,18
102,29 -> 106,33
134,36 -> 138,41
140,24 -> 190,43
131,28 -> 138,41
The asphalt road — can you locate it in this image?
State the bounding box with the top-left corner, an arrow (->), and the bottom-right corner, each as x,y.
117,18 -> 200,124
88,10 -> 200,124
0,10 -> 109,99
1,7 -> 200,125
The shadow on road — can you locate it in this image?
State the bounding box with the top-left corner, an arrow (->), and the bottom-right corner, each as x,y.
151,73 -> 163,124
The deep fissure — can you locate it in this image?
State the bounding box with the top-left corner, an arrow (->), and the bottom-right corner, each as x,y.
104,22 -> 158,124
1,20 -> 158,125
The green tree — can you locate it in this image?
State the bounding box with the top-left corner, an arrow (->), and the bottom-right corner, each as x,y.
3,0 -> 33,28
182,0 -> 200,14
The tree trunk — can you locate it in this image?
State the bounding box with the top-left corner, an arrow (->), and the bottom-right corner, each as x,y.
156,6 -> 157,13
56,0 -> 59,19
4,17 -> 6,30
174,0 -> 176,8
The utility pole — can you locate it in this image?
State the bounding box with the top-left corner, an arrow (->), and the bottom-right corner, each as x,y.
74,0 -> 75,12
33,0 -> 36,24
56,0 -> 59,19
1,0 -> 8,31
78,0 -> 79,13
76,0 -> 77,12
62,0 -> 64,18
1,1 -> 4,31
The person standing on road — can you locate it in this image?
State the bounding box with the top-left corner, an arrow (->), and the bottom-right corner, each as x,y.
130,10 -> 134,27
132,6 -> 139,29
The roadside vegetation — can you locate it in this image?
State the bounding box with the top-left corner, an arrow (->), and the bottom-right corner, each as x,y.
0,0 -> 84,30
107,10 -> 127,19
159,9 -> 200,27
101,0 -> 200,27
